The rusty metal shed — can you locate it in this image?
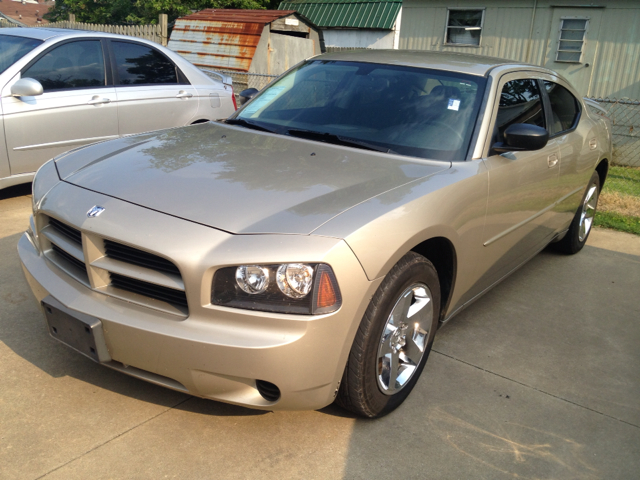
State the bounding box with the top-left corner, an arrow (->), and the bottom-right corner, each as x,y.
168,9 -> 324,78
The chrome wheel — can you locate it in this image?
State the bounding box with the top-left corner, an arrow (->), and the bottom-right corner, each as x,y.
578,183 -> 599,242
377,282 -> 433,395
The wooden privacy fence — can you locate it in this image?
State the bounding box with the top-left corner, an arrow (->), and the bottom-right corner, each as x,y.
34,14 -> 168,46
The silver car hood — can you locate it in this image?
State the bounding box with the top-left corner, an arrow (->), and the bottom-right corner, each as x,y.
56,123 -> 450,235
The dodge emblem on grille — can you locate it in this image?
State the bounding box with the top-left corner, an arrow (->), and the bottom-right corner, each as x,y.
87,206 -> 105,218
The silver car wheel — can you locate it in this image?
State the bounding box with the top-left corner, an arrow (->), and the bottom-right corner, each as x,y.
377,282 -> 433,395
578,183 -> 599,242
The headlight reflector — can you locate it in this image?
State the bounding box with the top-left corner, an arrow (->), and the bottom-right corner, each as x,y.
276,263 -> 314,298
235,265 -> 269,294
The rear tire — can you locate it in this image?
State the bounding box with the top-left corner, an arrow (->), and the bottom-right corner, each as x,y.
336,252 -> 440,418
554,171 -> 600,254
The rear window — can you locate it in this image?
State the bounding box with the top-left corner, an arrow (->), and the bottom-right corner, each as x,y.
544,81 -> 580,135
0,35 -> 42,74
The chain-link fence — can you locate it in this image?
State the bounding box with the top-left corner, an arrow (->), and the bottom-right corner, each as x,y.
587,98 -> 640,168
201,69 -> 279,99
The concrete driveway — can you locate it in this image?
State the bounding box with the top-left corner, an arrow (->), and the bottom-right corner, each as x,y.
1,183 -> 639,480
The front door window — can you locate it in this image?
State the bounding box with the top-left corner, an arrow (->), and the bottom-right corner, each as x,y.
23,40 -> 105,91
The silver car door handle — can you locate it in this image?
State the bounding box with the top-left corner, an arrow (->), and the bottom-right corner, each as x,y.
176,91 -> 193,98
87,96 -> 111,105
548,154 -> 559,168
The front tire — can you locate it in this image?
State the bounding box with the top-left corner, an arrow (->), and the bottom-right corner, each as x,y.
336,252 -> 440,418
554,171 -> 600,254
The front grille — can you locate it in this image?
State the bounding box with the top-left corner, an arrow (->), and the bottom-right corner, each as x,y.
256,380 -> 281,402
104,240 -> 181,276
41,216 -> 187,315
48,217 -> 82,245
110,273 -> 188,308
51,244 -> 86,272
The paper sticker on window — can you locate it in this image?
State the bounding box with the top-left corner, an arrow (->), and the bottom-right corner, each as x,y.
243,87 -> 285,115
448,99 -> 460,111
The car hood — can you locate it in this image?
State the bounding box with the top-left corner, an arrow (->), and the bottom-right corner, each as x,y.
56,123 -> 450,235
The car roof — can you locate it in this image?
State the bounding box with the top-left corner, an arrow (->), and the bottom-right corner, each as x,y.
0,27 -> 71,41
0,27 -> 160,43
315,50 -> 533,77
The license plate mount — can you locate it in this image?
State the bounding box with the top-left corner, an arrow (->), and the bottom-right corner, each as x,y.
42,296 -> 111,363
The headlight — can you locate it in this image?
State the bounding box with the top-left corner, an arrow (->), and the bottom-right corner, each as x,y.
235,265 -> 270,294
212,263 -> 341,315
276,263 -> 313,298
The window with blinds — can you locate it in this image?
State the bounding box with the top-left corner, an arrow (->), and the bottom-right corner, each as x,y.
556,18 -> 588,63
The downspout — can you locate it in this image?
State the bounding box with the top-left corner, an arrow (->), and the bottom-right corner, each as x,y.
525,0 -> 538,63
393,7 -> 403,49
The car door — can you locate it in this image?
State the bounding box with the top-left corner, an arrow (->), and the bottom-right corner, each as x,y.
542,80 -> 594,231
480,74 -> 562,286
1,39 -> 118,175
109,40 -> 198,135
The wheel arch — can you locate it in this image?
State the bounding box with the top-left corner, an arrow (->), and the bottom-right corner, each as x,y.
410,236 -> 457,322
595,158 -> 609,191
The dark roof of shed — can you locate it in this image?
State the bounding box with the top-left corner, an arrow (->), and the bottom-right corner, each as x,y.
278,0 -> 401,29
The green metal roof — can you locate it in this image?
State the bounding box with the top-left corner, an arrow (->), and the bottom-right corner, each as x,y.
278,0 -> 401,30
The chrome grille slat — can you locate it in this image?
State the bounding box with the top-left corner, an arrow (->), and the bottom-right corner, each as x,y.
48,217 -> 82,245
92,256 -> 185,291
51,244 -> 88,273
104,240 -> 181,276
41,226 -> 85,263
110,273 -> 188,308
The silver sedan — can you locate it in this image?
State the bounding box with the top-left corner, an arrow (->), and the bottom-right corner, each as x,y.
0,28 -> 236,190
19,51 -> 612,417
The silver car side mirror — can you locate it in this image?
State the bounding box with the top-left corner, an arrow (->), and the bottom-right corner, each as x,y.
11,78 -> 44,97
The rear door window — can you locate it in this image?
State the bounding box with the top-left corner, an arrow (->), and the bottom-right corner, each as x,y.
543,81 -> 580,135
23,40 -> 105,91
111,41 -> 177,85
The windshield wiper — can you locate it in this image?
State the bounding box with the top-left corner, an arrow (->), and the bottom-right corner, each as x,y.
286,129 -> 396,154
225,118 -> 277,133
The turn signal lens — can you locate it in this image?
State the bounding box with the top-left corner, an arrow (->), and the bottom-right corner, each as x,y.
277,263 -> 314,298
316,270 -> 337,309
235,265 -> 269,294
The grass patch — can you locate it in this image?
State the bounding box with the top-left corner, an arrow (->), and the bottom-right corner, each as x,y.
594,210 -> 640,236
603,166 -> 640,196
596,165 -> 640,235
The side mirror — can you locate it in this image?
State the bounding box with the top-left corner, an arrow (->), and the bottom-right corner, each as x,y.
11,77 -> 44,97
238,88 -> 259,106
492,124 -> 549,153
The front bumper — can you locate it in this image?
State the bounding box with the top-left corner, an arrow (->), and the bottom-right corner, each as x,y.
19,184 -> 380,411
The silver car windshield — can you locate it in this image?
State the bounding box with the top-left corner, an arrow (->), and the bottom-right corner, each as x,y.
0,35 -> 43,74
236,60 -> 486,161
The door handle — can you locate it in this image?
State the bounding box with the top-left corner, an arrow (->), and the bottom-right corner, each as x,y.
88,96 -> 111,105
548,154 -> 558,168
176,90 -> 193,99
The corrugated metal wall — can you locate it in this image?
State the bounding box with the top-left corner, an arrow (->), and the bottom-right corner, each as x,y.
399,0 -> 640,99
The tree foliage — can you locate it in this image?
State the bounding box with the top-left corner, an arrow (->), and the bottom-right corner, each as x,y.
45,0 -> 282,25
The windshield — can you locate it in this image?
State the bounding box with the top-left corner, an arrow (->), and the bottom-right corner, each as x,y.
235,60 -> 486,161
0,35 -> 42,74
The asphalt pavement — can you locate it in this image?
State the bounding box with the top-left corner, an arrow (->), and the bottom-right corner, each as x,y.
1,183 -> 639,480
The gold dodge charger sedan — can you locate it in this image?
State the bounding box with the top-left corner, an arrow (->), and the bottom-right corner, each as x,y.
19,51 -> 612,418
